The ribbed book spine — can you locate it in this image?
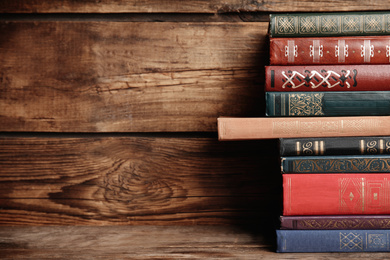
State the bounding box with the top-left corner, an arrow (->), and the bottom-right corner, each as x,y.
279,137 -> 390,156
281,155 -> 390,173
283,174 -> 390,215
217,116 -> 390,140
280,215 -> 390,230
270,36 -> 390,65
269,12 -> 390,38
277,229 -> 390,252
266,91 -> 390,117
265,65 -> 390,92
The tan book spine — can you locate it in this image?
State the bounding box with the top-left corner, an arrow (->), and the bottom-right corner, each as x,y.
218,116 -> 390,140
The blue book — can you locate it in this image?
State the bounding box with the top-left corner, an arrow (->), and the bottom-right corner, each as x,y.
266,91 -> 390,117
281,155 -> 390,173
277,229 -> 390,252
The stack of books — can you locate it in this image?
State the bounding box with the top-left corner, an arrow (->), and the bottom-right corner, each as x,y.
277,136 -> 390,252
266,11 -> 390,253
218,11 -> 390,253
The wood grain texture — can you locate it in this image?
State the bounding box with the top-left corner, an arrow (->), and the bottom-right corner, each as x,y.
1,0 -> 390,13
0,137 -> 280,226
1,226 -> 389,259
0,21 -> 266,132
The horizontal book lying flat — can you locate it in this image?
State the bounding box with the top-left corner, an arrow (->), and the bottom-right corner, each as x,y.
265,65 -> 390,92
281,155 -> 390,173
269,12 -> 390,38
217,116 -> 390,140
279,136 -> 390,156
280,215 -> 390,230
270,36 -> 390,65
277,229 -> 390,252
266,91 -> 390,117
283,174 -> 390,215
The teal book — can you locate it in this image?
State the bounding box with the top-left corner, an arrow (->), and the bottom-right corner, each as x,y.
281,155 -> 390,173
269,12 -> 390,37
277,229 -> 390,252
266,91 -> 390,117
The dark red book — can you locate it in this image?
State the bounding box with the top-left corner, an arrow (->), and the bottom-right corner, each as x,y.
280,215 -> 390,230
270,36 -> 390,65
283,174 -> 390,216
265,65 -> 390,91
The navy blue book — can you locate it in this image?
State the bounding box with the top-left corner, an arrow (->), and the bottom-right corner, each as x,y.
279,137 -> 390,156
266,91 -> 390,116
277,229 -> 390,252
281,155 -> 390,173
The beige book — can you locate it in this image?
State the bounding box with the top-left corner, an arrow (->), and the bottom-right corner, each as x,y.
218,116 -> 390,140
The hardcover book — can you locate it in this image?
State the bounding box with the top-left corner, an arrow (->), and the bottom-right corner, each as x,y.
281,155 -> 390,173
265,65 -> 390,92
283,173 -> 390,215
217,116 -> 390,140
280,215 -> 390,230
269,12 -> 390,38
266,91 -> 390,117
277,229 -> 390,252
279,136 -> 390,156
270,36 -> 390,65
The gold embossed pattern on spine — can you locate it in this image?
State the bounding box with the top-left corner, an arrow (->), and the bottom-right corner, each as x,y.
272,13 -> 390,37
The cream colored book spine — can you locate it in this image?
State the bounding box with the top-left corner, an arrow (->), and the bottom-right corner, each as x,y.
218,116 -> 390,140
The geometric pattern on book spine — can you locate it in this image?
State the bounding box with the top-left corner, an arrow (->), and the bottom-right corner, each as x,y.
272,12 -> 390,37
296,218 -> 390,229
290,157 -> 390,173
281,69 -> 357,90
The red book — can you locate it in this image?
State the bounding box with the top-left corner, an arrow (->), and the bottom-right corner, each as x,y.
283,174 -> 390,216
265,65 -> 390,91
270,36 -> 390,65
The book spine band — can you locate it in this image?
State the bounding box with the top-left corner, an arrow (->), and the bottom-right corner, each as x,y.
266,91 -> 390,117
217,116 -> 390,140
281,155 -> 390,173
270,12 -> 390,37
277,229 -> 390,252
279,137 -> 390,156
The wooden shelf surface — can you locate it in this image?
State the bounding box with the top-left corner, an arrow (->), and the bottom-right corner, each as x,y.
1,225 -> 389,259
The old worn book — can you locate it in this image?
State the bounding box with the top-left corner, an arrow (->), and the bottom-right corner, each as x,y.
265,65 -> 390,92
269,12 -> 390,37
281,155 -> 390,173
279,137 -> 390,156
217,116 -> 390,140
270,36 -> 390,65
283,173 -> 390,215
280,215 -> 390,230
266,91 -> 390,117
277,229 -> 390,252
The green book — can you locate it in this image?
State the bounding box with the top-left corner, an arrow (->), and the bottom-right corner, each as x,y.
266,91 -> 390,117
269,12 -> 390,37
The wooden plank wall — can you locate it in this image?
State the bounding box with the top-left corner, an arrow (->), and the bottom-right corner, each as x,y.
1,1 -> 389,230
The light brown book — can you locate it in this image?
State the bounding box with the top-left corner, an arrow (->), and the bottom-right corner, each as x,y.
218,116 -> 390,140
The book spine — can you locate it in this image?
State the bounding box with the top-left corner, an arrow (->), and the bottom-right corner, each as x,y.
265,65 -> 390,92
283,173 -> 390,215
269,12 -> 390,37
277,229 -> 390,252
279,137 -> 390,156
280,215 -> 390,230
217,116 -> 390,140
266,91 -> 390,117
281,155 -> 390,173
270,36 -> 390,65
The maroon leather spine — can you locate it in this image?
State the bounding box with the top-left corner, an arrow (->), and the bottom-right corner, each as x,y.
270,36 -> 390,65
265,65 -> 390,91
280,215 -> 390,230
